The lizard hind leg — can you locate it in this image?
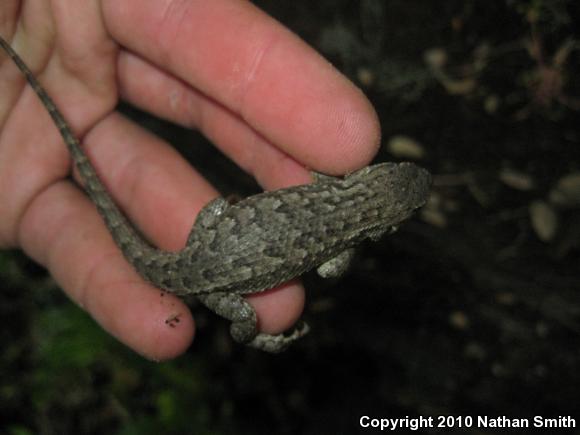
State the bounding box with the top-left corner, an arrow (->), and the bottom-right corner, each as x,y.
197,292 -> 309,353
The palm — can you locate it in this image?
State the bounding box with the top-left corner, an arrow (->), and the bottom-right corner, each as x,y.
0,0 -> 379,360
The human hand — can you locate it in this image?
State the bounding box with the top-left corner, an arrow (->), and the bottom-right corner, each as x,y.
0,0 -> 380,360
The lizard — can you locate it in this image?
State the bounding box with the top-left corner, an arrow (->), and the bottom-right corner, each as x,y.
0,35 -> 432,353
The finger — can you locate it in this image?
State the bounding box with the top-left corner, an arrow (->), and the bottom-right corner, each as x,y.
103,0 -> 380,175
246,280 -> 305,335
116,51 -> 311,189
0,1 -> 20,37
80,112 -> 216,251
0,8 -> 117,247
18,179 -> 195,361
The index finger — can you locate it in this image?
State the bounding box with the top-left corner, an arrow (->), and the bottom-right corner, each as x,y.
102,0 -> 380,175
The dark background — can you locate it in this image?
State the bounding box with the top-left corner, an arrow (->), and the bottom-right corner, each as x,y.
2,1 -> 580,434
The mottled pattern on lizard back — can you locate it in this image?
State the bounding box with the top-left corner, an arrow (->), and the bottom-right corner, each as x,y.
167,162 -> 431,295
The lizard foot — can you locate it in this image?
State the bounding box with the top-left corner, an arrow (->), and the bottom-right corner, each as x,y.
198,292 -> 309,352
246,321 -> 310,353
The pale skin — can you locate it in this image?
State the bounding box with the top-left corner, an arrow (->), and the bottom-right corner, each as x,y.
0,0 -> 380,360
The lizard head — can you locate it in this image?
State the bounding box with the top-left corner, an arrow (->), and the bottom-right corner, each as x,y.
345,162 -> 432,227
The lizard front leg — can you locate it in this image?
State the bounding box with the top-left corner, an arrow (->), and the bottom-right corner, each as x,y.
311,171 -> 357,279
197,292 -> 309,353
317,248 -> 355,278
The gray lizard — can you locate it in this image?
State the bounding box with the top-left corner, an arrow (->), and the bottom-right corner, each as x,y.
0,36 -> 431,353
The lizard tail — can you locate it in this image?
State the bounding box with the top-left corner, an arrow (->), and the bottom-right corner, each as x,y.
0,35 -> 159,264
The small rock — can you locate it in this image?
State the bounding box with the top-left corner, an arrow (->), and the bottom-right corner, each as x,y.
386,135 -> 425,159
499,168 -> 535,191
529,200 -> 558,242
356,67 -> 375,87
549,172 -> 580,207
423,47 -> 447,70
449,311 -> 470,330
